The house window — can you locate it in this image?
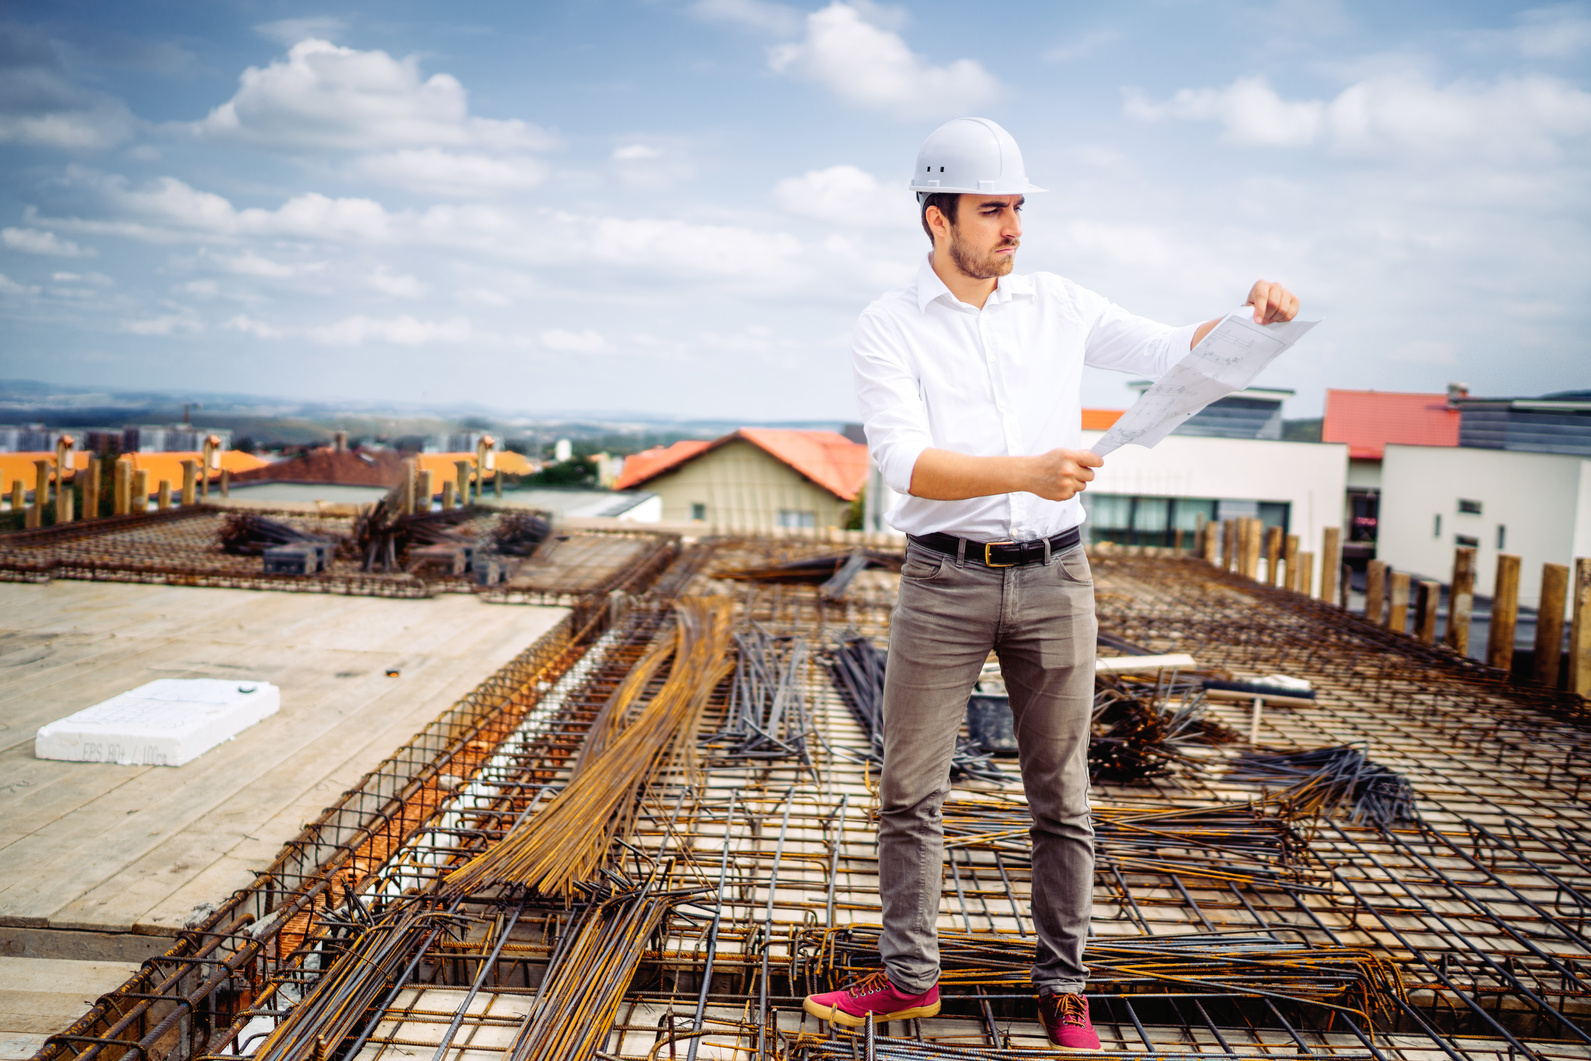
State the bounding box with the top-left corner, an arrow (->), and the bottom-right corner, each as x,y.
1457,499 -> 1482,515
690,503 -> 707,522
1455,534 -> 1479,548
1433,514 -> 1442,538
778,509 -> 815,529
1497,524 -> 1506,550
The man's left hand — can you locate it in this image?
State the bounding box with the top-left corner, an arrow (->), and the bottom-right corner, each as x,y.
1246,280 -> 1299,325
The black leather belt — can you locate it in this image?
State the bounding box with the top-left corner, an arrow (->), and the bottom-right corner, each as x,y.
908,527 -> 1081,568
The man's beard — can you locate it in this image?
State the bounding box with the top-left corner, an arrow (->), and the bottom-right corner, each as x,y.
948,232 -> 1017,280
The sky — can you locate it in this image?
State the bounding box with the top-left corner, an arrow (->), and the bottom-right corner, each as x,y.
0,0 -> 1587,422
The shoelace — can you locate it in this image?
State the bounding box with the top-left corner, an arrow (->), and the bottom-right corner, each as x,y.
846,971 -> 894,998
1044,992 -> 1087,1026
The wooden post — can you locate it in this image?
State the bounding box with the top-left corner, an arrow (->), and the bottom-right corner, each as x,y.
180,460 -> 197,507
1296,551 -> 1314,597
1202,520 -> 1219,564
113,458 -> 132,515
1568,558 -> 1591,698
56,478 -> 73,524
1486,553 -> 1521,672
8,480 -> 20,518
1174,527 -> 1184,555
220,468 -> 230,498
416,469 -> 434,512
493,468 -> 502,499
1264,525 -> 1283,586
158,480 -> 172,510
27,459 -> 48,528
1365,560 -> 1387,625
1243,518 -> 1263,580
1534,563 -> 1568,689
1388,571 -> 1410,633
455,460 -> 471,507
1339,563 -> 1351,609
441,479 -> 456,510
83,456 -> 100,519
1283,534 -> 1300,591
1415,580 -> 1441,643
1320,528 -> 1341,606
1222,519 -> 1237,571
131,469 -> 150,513
1446,546 -> 1477,656
400,459 -> 416,516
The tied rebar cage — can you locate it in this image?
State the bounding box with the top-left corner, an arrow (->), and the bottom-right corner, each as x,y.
33,540 -> 1591,1061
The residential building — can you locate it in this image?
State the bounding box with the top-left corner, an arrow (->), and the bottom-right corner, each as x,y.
0,425 -> 79,453
1321,388 -> 1462,558
614,428 -> 867,530
1078,430 -> 1348,569
122,425 -> 234,453
1129,384 -> 1295,440
1376,390 -> 1591,610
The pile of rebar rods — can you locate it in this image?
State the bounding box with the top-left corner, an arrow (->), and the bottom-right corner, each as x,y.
1228,744 -> 1418,827
1089,674 -> 1237,784
707,625 -> 815,762
793,925 -> 1406,1019
826,632 -> 1007,782
441,597 -> 735,898
216,512 -> 334,556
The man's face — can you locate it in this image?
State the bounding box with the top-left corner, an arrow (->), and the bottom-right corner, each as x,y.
944,193 -> 1023,280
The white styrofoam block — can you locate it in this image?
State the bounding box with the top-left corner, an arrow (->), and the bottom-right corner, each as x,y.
35,679 -> 281,767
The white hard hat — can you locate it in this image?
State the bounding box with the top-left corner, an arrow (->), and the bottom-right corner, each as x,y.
909,117 -> 1046,201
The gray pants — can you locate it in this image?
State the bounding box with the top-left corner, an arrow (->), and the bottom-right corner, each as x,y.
878,539 -> 1097,994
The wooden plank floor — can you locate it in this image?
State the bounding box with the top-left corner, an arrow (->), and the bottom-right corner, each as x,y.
0,581 -> 566,940
0,957 -> 141,1055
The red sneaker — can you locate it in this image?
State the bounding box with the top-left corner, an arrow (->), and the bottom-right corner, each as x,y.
803,971 -> 941,1027
1039,991 -> 1102,1050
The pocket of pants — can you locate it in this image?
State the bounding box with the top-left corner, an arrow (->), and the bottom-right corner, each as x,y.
901,549 -> 946,582
1052,547 -> 1092,585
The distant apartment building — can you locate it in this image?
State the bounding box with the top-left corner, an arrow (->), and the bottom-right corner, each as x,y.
1321,387 -> 1462,559
0,425 -> 80,453
615,429 -> 867,530
1377,390 -> 1591,610
428,431 -> 505,454
118,425 -> 233,453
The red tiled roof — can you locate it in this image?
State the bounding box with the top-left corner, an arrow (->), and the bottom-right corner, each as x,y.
232,448 -> 409,486
1082,409 -> 1124,431
1322,390 -> 1460,460
613,429 -> 870,500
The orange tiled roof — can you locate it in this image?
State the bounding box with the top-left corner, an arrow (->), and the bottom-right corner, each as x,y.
614,430 -> 869,500
1322,390 -> 1460,460
1082,409 -> 1124,431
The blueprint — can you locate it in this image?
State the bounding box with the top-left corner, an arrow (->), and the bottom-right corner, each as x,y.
1091,307 -> 1319,457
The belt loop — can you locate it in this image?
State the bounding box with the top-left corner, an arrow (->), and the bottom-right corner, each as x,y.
955,537 -> 967,567
1043,535 -> 1053,565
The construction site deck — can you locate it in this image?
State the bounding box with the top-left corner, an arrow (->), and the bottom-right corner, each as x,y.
0,507 -> 1586,1061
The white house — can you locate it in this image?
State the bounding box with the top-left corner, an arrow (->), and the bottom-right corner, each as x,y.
1377,444 -> 1591,610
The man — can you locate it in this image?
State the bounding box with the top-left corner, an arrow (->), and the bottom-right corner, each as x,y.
803,117 -> 1299,1046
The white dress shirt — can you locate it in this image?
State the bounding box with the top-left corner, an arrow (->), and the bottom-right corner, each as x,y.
854,254 -> 1198,542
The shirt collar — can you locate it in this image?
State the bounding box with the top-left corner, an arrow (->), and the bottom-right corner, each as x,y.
914,253 -> 1034,313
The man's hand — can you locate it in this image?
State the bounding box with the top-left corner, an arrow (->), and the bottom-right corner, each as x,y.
1246,280 -> 1299,325
1021,448 -> 1103,502
908,447 -> 1103,501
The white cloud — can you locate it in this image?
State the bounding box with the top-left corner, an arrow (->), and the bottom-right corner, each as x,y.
193,39 -> 558,154
2,227 -> 94,257
350,148 -> 547,197
306,314 -> 473,345
223,314 -> 284,338
577,214 -> 803,278
369,267 -> 427,297
1126,72 -> 1591,159
691,0 -> 803,36
1042,29 -> 1120,63
772,165 -> 914,227
0,273 -> 41,297
612,143 -> 663,162
122,314 -> 203,336
207,250 -> 299,278
0,24 -> 137,151
182,279 -> 219,296
1514,4 -> 1591,58
254,17 -> 350,46
768,2 -> 1002,120
539,328 -> 606,351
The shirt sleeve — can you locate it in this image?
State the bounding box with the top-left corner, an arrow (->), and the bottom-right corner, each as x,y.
1080,294 -> 1200,380
852,308 -> 932,495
